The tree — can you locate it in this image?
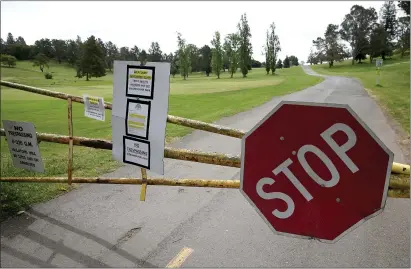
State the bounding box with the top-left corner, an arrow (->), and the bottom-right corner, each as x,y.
168,53 -> 179,77
276,59 -> 283,69
52,39 -> 67,63
139,49 -> 148,64
5,42 -> 31,60
381,1 -> 397,39
247,56 -> 252,71
251,59 -> 262,68
289,55 -> 299,66
340,5 -> 378,64
264,30 -> 272,74
307,49 -> 316,65
33,53 -> 49,72
307,49 -> 321,65
15,36 -> 26,45
314,24 -> 346,67
105,41 -> 119,71
396,16 -> 410,57
283,56 -> 290,68
223,33 -> 240,78
369,23 -> 388,63
211,31 -> 223,79
148,42 -> 163,62
97,38 -> 108,66
267,22 -> 281,74
0,38 -> 5,54
222,52 -> 229,72
378,1 -> 397,59
66,39 -> 80,66
1,40 -> 30,60
6,33 -> 15,45
131,46 -> 140,61
33,38 -> 54,59
75,35 -> 106,81
398,1 -> 410,16
199,45 -> 212,76
176,32 -> 190,80
119,47 -> 134,61
187,44 -> 200,72
237,13 -> 252,77
319,52 -> 327,64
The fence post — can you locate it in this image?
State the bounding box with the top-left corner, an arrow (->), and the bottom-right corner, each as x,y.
68,98 -> 73,185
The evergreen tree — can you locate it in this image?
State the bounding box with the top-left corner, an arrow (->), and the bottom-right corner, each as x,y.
199,45 -> 212,76
223,33 -> 240,78
176,32 -> 190,80
379,1 -> 397,59
211,31 -> 223,79
276,59 -> 283,69
6,33 -> 15,45
283,56 -> 290,68
237,13 -> 252,77
75,35 -> 106,81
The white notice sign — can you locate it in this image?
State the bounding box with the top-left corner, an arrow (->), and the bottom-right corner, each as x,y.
123,137 -> 150,169
126,99 -> 150,139
376,59 -> 383,67
83,95 -> 105,121
112,61 -> 170,175
2,120 -> 45,173
126,66 -> 155,99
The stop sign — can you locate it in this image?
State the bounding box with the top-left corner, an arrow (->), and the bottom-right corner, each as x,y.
240,101 -> 394,243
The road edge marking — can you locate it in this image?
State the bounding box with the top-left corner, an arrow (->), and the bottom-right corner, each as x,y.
166,247 -> 194,268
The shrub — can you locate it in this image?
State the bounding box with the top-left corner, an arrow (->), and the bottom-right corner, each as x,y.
0,54 -> 16,67
44,72 -> 53,79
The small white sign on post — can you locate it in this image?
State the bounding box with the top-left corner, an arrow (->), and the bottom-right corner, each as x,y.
83,95 -> 105,121
376,59 -> 383,67
2,120 -> 45,173
112,61 -> 170,175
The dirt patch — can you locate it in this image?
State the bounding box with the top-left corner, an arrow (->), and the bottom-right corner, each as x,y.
364,88 -> 410,164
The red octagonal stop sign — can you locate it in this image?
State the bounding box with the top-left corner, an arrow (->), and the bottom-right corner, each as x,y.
240,101 -> 394,243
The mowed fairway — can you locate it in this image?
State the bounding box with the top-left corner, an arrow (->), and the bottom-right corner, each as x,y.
312,55 -> 410,134
0,61 -> 323,220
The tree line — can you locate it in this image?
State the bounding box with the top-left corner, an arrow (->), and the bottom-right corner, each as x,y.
307,1 -> 410,67
174,13 -> 256,80
0,12 -> 303,80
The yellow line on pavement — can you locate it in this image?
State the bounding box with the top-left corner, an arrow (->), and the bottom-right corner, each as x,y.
166,247 -> 194,268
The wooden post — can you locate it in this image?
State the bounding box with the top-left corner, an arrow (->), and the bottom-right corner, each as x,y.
140,168 -> 148,201
68,98 -> 73,185
138,60 -> 148,201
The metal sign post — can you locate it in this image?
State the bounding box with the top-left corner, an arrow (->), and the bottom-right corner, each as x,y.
376,59 -> 383,86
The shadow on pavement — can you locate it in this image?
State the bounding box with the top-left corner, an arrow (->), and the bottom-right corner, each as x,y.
1,210 -> 157,268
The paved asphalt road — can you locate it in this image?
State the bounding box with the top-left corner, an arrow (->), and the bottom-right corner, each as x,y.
1,66 -> 409,268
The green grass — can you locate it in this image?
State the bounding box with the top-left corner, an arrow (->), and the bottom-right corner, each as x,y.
0,60 -> 323,221
311,55 -> 410,133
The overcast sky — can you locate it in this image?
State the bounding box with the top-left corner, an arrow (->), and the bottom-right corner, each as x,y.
1,1 -> 397,62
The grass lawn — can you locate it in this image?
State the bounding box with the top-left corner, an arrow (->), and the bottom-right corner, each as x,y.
311,55 -> 410,134
0,60 -> 323,221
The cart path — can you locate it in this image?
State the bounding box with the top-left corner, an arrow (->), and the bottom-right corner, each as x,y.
1,65 -> 409,268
